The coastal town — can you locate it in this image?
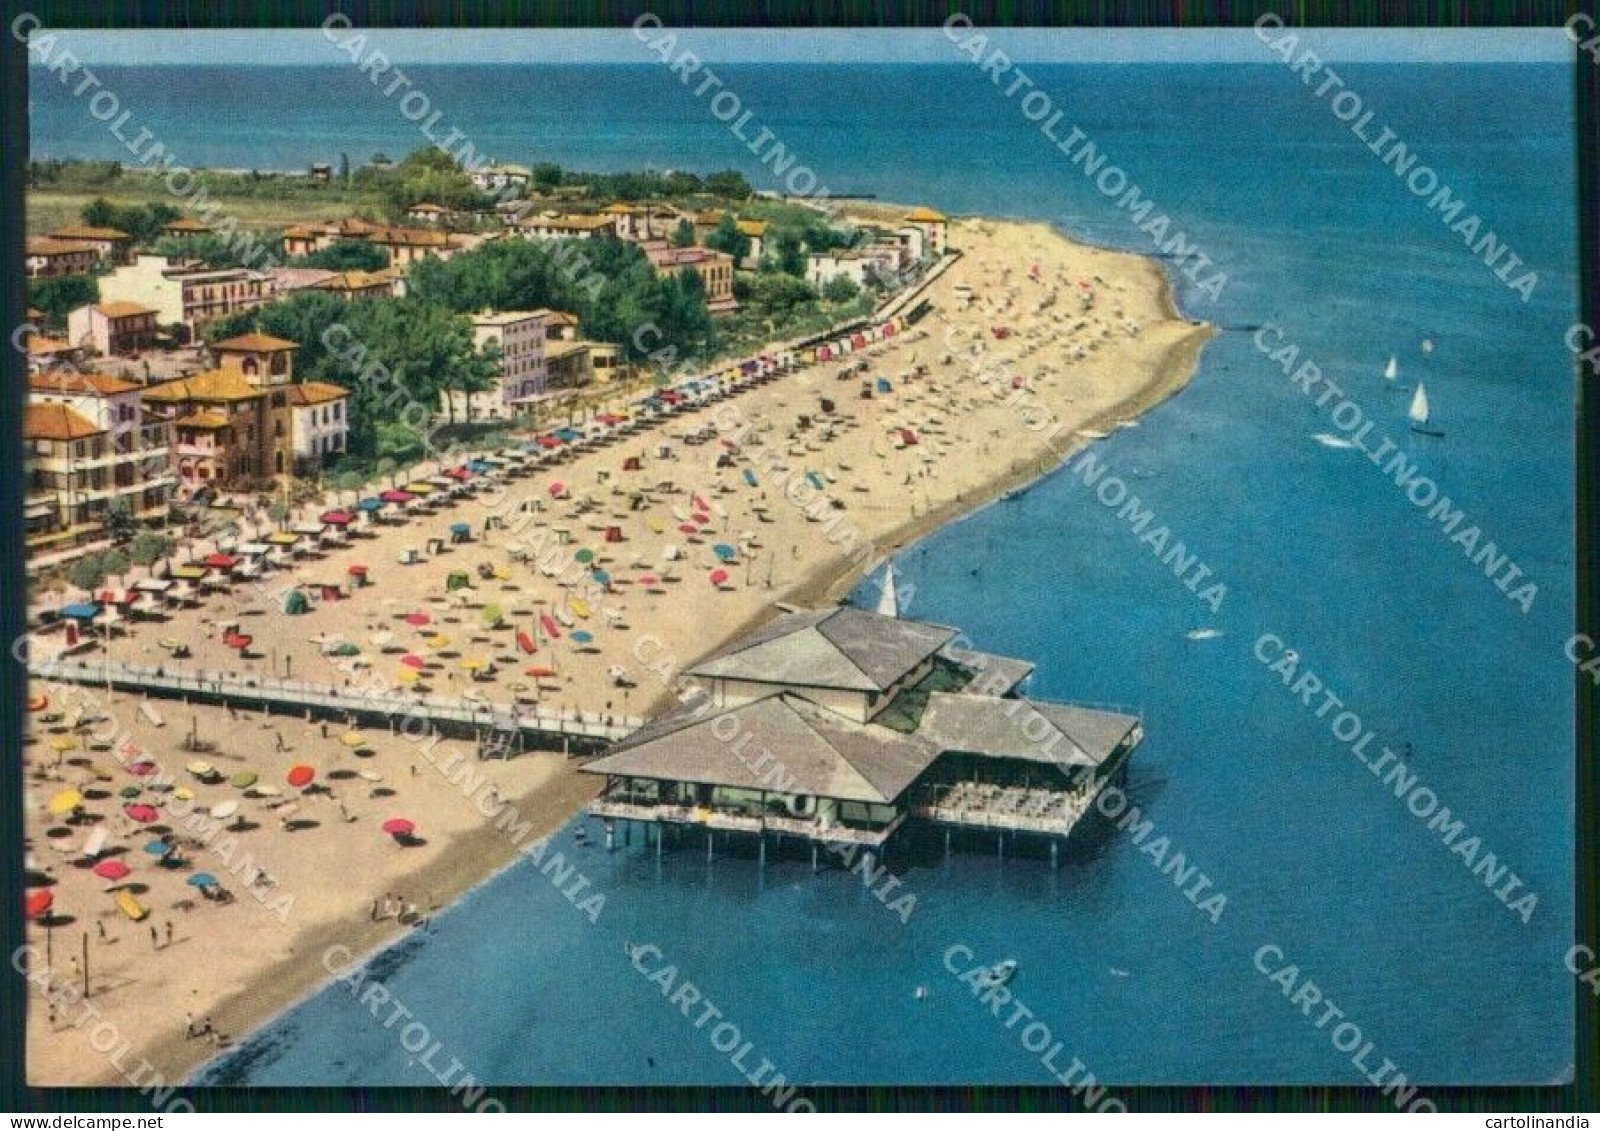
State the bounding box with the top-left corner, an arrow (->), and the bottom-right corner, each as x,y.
22,149 -> 1212,1087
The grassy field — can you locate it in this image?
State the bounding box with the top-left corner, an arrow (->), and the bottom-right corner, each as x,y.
26,187 -> 381,235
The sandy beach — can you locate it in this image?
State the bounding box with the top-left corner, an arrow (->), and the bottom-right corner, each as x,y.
22,214 -> 1213,1085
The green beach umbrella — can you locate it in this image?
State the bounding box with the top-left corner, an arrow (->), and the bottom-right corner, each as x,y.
230,770 -> 258,790
574,548 -> 595,564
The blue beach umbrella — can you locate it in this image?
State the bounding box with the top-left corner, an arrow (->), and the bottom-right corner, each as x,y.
571,630 -> 594,644
556,428 -> 580,442
143,840 -> 171,857
357,497 -> 383,512
60,603 -> 101,621
712,543 -> 737,561
805,472 -> 824,491
187,873 -> 218,888
877,378 -> 892,393
591,569 -> 611,587
742,469 -> 759,488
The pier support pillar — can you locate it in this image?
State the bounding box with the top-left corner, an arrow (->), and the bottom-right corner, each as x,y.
811,842 -> 819,873
759,835 -> 766,871
624,821 -> 632,847
707,832 -> 714,861
998,832 -> 1004,861
944,828 -> 951,862
1050,840 -> 1059,870
605,822 -> 615,851
656,824 -> 664,860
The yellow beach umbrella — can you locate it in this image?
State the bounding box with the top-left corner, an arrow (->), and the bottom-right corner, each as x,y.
569,596 -> 591,619
339,732 -> 366,748
47,788 -> 82,815
648,517 -> 665,534
428,633 -> 451,649
48,736 -> 77,753
397,669 -> 420,685
459,657 -> 488,672
173,787 -> 195,802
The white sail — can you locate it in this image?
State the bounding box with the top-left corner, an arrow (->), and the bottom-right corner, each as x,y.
1408,383 -> 1431,426
1384,355 -> 1398,382
876,562 -> 899,618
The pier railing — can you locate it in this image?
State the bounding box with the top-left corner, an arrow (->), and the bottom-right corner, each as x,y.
29,659 -> 643,744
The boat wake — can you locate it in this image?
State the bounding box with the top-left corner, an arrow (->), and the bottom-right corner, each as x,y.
1186,627 -> 1224,641
1311,432 -> 1357,450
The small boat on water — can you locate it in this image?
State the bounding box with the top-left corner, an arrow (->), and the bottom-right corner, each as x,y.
1384,355 -> 1398,382
1409,382 -> 1444,437
973,959 -> 1019,990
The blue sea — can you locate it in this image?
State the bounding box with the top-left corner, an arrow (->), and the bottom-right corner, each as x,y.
33,60 -> 1578,1086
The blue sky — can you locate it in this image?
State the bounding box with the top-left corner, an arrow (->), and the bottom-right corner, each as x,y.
36,27 -> 1568,65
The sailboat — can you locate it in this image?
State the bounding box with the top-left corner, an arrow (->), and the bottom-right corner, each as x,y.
876,562 -> 899,618
1409,382 -> 1444,437
1384,355 -> 1398,383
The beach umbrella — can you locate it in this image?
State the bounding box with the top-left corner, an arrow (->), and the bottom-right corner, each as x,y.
286,765 -> 315,789
400,653 -> 426,670
118,785 -> 142,799
571,630 -> 594,645
28,693 -> 49,713
142,839 -> 171,857
405,611 -> 431,627
692,493 -> 710,511
574,548 -> 595,564
398,670 -> 420,685
127,761 -> 157,777
677,523 -> 697,535
25,890 -> 53,920
124,803 -> 159,823
548,482 -> 566,498
525,666 -> 558,679
230,771 -> 258,790
340,733 -> 366,748
539,614 -> 561,639
647,517 -> 666,534
481,604 -> 504,628
92,859 -> 130,881
48,736 -> 77,753
47,788 -> 83,816
743,469 -> 759,488
186,873 -> 218,889
459,657 -> 488,672
638,573 -> 660,589
712,543 -> 737,561
333,642 -> 360,657
186,760 -> 214,777
381,818 -> 415,837
517,630 -> 536,655
710,569 -> 730,587
591,569 -> 611,587
427,633 -> 451,649
209,800 -> 239,820
174,787 -> 195,802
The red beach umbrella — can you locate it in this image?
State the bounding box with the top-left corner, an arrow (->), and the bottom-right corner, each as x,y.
539,614 -> 561,639
525,666 -> 558,679
517,630 -> 536,655
92,859 -> 130,881
381,818 -> 415,837
404,611 -> 431,627
124,803 -> 159,823
25,890 -> 53,920
677,523 -> 697,535
286,765 -> 315,789
709,569 -> 730,586
692,493 -> 709,511
202,553 -> 237,570
548,482 -> 566,498
400,653 -> 426,670
637,574 -> 660,588
127,761 -> 157,777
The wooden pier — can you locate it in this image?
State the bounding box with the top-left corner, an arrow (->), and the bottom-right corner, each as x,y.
29,658 -> 642,750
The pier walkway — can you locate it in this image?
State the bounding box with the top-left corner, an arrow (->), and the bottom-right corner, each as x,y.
29,659 -> 642,748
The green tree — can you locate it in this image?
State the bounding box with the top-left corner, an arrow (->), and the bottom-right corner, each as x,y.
704,170 -> 752,200
102,548 -> 131,578
80,198 -> 179,244
153,231 -> 282,269
103,500 -> 137,543
27,275 -> 98,327
67,554 -> 105,592
129,532 -> 174,568
705,215 -> 751,263
292,240 -> 389,272
822,274 -> 860,304
672,219 -> 696,248
773,230 -> 807,276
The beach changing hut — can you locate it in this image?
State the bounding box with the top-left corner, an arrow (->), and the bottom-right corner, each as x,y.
168,565 -> 205,604
291,520 -> 327,551
320,510 -> 355,544
133,578 -> 174,615
234,543 -> 270,579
